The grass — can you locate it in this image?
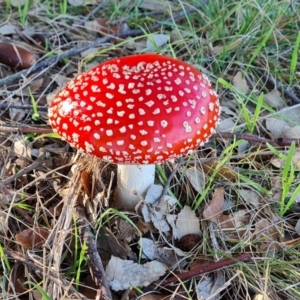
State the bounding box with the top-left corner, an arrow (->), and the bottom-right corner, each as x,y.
0,0 -> 300,299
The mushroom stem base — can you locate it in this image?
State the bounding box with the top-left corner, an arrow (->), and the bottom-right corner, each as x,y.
114,164 -> 155,210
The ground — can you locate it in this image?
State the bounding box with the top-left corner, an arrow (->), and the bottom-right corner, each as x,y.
0,0 -> 300,299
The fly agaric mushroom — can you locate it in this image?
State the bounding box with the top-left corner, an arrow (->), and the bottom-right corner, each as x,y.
48,54 -> 220,210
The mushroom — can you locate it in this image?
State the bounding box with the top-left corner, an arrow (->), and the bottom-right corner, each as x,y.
48,54 -> 220,210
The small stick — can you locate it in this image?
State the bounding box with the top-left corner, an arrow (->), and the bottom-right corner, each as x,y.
2,149 -> 47,186
75,204 -> 112,300
157,253 -> 252,286
0,125 -> 52,134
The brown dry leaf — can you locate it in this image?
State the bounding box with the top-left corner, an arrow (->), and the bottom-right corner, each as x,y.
201,161 -> 238,181
254,218 -> 281,252
203,187 -> 225,222
15,227 -> 49,249
219,210 -> 250,239
271,149 -> 300,169
0,42 -> 36,69
233,71 -> 249,94
140,294 -> 165,300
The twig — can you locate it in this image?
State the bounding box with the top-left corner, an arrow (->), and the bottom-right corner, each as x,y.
3,248 -> 90,300
156,253 -> 252,286
211,131 -> 300,147
75,204 -> 112,300
0,103 -> 48,111
255,69 -> 300,104
0,125 -> 52,134
0,2 -> 207,88
2,149 -> 47,186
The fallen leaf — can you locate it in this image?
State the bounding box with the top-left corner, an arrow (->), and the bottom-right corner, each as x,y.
254,218 -> 281,252
185,167 -> 206,193
142,185 -> 177,232
201,161 -> 238,181
0,212 -> 9,234
0,24 -> 18,35
15,227 -> 49,249
219,210 -> 250,239
217,118 -> 235,132
106,256 -> 167,291
146,34 -> 170,51
141,238 -> 184,267
167,205 -> 201,240
203,187 -> 225,222
239,189 -> 261,208
233,71 -> 249,94
264,89 -> 285,109
197,272 -> 225,300
138,0 -> 169,10
0,42 -> 36,69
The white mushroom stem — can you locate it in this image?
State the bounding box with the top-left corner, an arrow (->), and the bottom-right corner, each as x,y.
114,164 -> 155,210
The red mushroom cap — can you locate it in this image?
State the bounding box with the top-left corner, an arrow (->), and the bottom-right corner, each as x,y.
48,54 -> 220,164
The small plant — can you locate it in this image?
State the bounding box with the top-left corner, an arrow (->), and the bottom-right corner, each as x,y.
267,142 -> 300,216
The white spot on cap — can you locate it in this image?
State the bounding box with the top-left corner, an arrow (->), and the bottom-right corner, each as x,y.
167,143 -> 172,148
129,114 -> 135,119
100,147 -> 107,152
141,141 -> 148,146
139,108 -> 146,115
106,93 -> 114,99
174,78 -> 182,85
119,126 -> 126,133
117,111 -> 125,117
84,126 -> 91,131
107,83 -> 115,89
147,120 -> 154,126
96,101 -> 106,107
145,100 -> 154,107
202,91 -> 207,97
62,123 -> 68,130
72,133 -> 79,142
200,106 -> 206,115
107,118 -> 113,124
128,82 -> 135,89
161,120 -> 168,128
94,133 -> 100,139
154,137 -> 161,143
153,108 -> 160,114
195,117 -> 201,123
118,84 -> 126,94
186,111 -> 192,117
103,78 -> 108,84
117,140 -> 124,146
116,101 -> 122,107
140,130 -> 148,135
85,141 -> 94,153
145,89 -> 152,95
106,130 -> 113,136
209,102 -> 215,111
130,135 -> 136,140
